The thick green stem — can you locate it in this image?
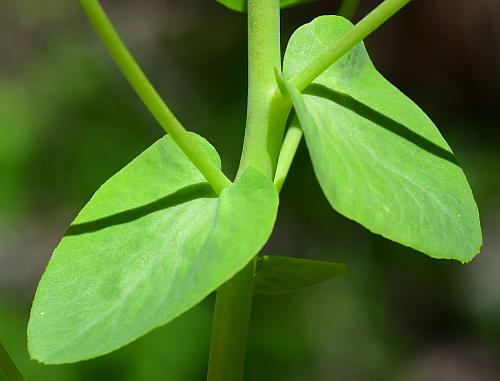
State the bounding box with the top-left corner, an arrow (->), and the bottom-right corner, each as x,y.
0,341 -> 24,381
290,0 -> 412,91
207,1 -> 284,380
237,0 -> 288,178
78,0 -> 231,195
206,261 -> 256,380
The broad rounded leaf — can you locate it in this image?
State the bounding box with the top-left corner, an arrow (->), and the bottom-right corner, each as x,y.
28,134 -> 278,364
283,16 -> 481,262
216,0 -> 316,12
254,255 -> 346,295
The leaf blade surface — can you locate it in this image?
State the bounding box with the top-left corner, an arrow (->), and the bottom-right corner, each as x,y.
283,16 -> 481,261
28,134 -> 278,363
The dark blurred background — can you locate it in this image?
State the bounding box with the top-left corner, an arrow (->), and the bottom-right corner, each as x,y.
1,0 -> 499,380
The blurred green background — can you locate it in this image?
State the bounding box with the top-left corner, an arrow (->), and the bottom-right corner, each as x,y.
1,0 -> 499,380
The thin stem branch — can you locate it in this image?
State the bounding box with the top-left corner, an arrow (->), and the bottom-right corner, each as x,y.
78,0 -> 231,195
274,116 -> 302,193
0,341 -> 24,381
289,0 -> 412,91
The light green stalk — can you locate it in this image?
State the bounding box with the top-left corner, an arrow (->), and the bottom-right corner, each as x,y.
290,0 -> 412,91
78,0 -> 231,195
236,0 -> 290,179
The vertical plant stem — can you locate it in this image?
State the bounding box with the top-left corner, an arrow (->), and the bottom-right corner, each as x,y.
207,1 -> 284,380
0,341 -> 24,381
206,262 -> 256,380
77,0 -> 231,195
237,0 -> 288,178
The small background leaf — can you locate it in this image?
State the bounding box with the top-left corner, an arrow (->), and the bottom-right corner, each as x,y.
282,16 -> 482,262
254,255 -> 347,295
28,134 -> 278,364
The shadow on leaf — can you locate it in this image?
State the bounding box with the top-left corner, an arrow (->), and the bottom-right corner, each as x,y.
66,183 -> 216,236
304,83 -> 458,166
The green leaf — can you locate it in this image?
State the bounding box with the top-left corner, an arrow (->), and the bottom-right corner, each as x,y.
282,16 -> 482,262
28,134 -> 278,364
216,0 -> 316,13
254,255 -> 347,295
